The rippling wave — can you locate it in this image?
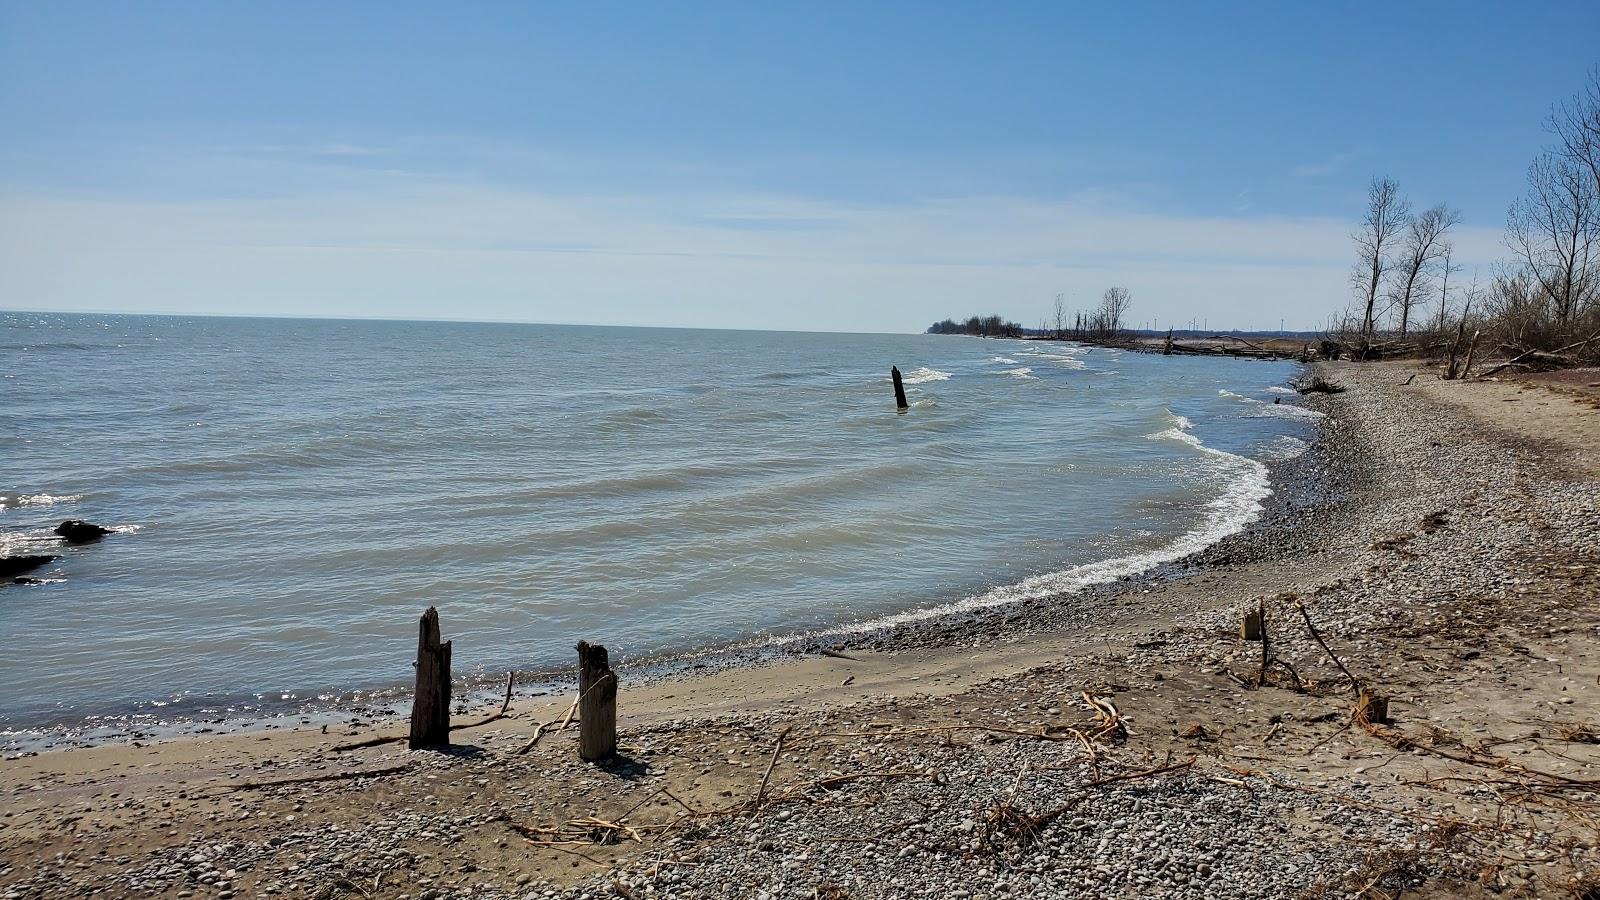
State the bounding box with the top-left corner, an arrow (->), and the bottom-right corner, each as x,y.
0,313 -> 1313,733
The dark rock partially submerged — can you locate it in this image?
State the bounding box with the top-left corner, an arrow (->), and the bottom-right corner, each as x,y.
55,520 -> 113,544
0,555 -> 58,578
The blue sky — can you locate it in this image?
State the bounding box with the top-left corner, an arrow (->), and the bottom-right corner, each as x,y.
3,2 -> 1597,332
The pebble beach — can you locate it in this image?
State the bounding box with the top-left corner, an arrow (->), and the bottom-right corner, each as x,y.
4,361 -> 1599,900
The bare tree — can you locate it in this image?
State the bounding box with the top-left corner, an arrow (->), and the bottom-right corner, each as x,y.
1434,245 -> 1462,333
1052,293 -> 1067,339
1551,68 -> 1600,200
1505,151 -> 1599,329
1352,177 -> 1412,344
1387,203 -> 1460,338
1098,287 -> 1132,337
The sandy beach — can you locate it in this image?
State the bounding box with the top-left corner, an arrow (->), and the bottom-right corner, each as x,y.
4,361 -> 1600,900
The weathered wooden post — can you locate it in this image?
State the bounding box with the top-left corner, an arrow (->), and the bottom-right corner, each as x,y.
1459,330 -> 1481,380
408,607 -> 452,750
576,641 -> 617,761
1240,608 -> 1263,641
1354,688 -> 1390,725
1444,318 -> 1466,379
891,366 -> 909,410
1163,329 -> 1174,355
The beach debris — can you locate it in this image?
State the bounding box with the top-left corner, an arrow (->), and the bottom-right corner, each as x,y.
0,554 -> 58,578
54,519 -> 112,543
818,647 -> 859,661
408,606 -> 453,750
1477,327 -> 1600,378
750,725 -> 792,810
890,365 -> 909,410
577,640 -> 618,761
1293,374 -> 1346,395
517,692 -> 582,755
1081,691 -> 1128,741
1294,597 -> 1363,695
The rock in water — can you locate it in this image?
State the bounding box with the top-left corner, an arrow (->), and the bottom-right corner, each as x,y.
0,555 -> 58,578
55,520 -> 113,544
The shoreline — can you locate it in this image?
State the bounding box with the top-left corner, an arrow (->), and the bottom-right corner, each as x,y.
2,371 -> 1324,753
5,362 -> 1599,898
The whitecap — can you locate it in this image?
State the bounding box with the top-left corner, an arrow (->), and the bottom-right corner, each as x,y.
899,367 -> 951,385
17,493 -> 83,507
995,367 -> 1036,379
1265,386 -> 1297,395
989,356 -> 1019,365
1022,351 -> 1086,369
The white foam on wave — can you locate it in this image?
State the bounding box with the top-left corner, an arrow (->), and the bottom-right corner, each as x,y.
15,493 -> 83,508
989,356 -> 1019,365
1217,387 -> 1325,420
995,367 -> 1036,379
1246,403 -> 1325,421
778,410 -> 1271,642
1265,385 -> 1297,395
1019,347 -> 1087,369
1257,435 -> 1311,460
899,367 -> 951,385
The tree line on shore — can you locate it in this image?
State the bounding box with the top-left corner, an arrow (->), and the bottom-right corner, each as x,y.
928,287 -> 1133,339
1333,71 -> 1600,367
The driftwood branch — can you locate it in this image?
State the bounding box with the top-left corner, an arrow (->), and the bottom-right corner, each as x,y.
1479,329 -> 1600,378
750,726 -> 792,810
1294,598 -> 1362,695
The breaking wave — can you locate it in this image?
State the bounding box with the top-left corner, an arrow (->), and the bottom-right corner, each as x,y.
898,367 -> 952,385
6,493 -> 84,510
1218,387 -> 1326,420
785,410 -> 1271,640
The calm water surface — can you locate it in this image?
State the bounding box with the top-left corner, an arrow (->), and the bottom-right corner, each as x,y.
0,314 -> 1317,734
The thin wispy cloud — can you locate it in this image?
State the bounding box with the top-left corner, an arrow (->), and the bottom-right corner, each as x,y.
0,144 -> 1503,332
1290,153 -> 1353,178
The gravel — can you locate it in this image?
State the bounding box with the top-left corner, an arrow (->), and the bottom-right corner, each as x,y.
5,362 -> 1597,899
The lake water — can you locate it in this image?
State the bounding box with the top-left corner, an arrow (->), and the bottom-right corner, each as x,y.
0,314 -> 1316,736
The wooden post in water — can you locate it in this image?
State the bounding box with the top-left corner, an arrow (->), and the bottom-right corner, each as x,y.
1162,329 -> 1174,355
576,641 -> 617,761
408,607 -> 452,750
890,366 -> 909,410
